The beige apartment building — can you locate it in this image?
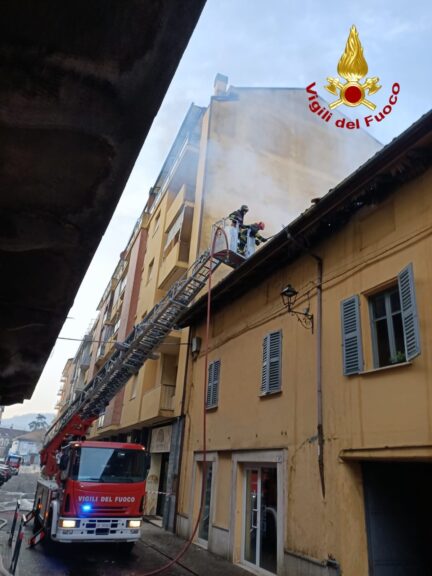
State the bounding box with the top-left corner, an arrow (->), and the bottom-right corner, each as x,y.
176,112 -> 432,575
59,76 -> 380,528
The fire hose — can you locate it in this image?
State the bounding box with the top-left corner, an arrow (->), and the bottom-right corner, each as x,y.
140,226 -> 228,575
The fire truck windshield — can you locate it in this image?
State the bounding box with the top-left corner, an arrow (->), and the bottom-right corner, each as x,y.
71,447 -> 146,483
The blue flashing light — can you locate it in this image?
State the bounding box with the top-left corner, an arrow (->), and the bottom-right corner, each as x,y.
81,504 -> 92,513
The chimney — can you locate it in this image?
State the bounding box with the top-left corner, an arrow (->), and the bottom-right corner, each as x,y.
214,73 -> 228,96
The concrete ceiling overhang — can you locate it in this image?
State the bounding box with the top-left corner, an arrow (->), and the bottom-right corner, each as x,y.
0,0 -> 206,405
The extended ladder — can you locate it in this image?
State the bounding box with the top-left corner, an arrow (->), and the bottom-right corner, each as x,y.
42,248 -> 224,456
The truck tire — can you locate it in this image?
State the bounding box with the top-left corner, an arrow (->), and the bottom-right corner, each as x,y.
32,512 -> 42,534
41,510 -> 53,548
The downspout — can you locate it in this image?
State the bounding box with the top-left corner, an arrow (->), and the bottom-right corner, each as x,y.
286,233 -> 325,498
173,327 -> 192,533
315,256 -> 325,498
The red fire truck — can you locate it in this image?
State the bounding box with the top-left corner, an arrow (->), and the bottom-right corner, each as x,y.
27,220 -> 246,548
32,441 -> 149,549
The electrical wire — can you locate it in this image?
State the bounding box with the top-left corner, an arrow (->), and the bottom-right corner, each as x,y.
56,336 -> 190,345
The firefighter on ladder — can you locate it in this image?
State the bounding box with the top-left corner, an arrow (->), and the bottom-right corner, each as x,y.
238,221 -> 268,255
228,204 -> 249,227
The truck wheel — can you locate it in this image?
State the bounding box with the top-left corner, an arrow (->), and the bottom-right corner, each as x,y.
41,511 -> 53,548
32,512 -> 42,534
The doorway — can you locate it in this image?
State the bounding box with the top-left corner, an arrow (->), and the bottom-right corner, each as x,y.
363,462 -> 432,575
198,462 -> 213,544
243,465 -> 277,574
156,453 -> 169,517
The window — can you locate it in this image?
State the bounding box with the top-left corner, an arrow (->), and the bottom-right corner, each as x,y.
370,288 -> 405,367
71,447 -> 147,483
163,208 -> 185,257
341,263 -> 420,374
113,315 -> 121,336
206,360 -> 220,409
147,259 -> 154,284
261,331 -> 282,394
153,211 -> 161,236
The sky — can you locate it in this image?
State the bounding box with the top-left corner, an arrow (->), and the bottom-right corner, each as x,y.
4,0 -> 431,418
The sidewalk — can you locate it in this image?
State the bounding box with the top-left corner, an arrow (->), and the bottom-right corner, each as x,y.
140,521 -> 249,576
0,516 -> 250,576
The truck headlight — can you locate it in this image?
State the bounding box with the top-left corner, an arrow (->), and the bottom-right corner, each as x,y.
127,519 -> 141,528
60,519 -> 76,528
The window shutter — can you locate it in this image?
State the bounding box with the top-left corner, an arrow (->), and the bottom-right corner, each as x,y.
261,335 -> 269,393
341,295 -> 363,375
268,331 -> 282,392
261,331 -> 282,393
207,361 -> 220,408
211,360 -> 220,407
398,263 -> 420,361
207,363 -> 214,407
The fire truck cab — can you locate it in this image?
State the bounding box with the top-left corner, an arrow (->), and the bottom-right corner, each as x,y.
33,441 -> 149,548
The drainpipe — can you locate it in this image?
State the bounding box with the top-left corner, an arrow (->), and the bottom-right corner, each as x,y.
315,256 -> 325,498
173,327 -> 192,533
286,233 -> 325,498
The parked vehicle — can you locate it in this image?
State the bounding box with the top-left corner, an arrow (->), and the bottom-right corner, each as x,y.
6,454 -> 22,475
0,464 -> 12,482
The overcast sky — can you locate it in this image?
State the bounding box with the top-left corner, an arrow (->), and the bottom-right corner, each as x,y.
4,0 -> 431,418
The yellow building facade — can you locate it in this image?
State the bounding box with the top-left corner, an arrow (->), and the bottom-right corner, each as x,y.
114,78 -> 379,525
176,113 -> 432,575
64,76 -> 380,528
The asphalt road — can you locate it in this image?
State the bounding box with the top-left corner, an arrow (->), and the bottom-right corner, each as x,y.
0,473 -> 198,576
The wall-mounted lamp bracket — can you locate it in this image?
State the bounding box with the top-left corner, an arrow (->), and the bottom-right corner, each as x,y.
281,284 -> 314,332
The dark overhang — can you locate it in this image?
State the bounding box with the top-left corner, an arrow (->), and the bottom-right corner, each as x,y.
0,0 -> 206,404
178,109 -> 432,328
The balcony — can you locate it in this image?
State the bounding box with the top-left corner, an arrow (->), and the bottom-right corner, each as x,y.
140,384 -> 176,422
158,241 -> 189,289
160,383 -> 175,411
165,184 -> 194,232
158,205 -> 194,290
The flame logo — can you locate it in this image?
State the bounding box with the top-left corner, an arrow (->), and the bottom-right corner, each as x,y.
337,26 -> 368,82
325,26 -> 381,110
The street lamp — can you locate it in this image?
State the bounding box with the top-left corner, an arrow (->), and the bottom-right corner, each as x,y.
280,284 -> 314,331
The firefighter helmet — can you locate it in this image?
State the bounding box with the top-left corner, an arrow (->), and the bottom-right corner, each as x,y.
241,205 -> 249,212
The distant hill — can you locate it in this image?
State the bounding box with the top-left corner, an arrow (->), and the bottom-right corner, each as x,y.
0,413 -> 55,431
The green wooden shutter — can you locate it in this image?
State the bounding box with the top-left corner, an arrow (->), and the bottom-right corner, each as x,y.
341,295 -> 363,375
398,263 -> 420,361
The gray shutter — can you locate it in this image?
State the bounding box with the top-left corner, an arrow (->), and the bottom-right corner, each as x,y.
211,361 -> 220,407
207,361 -> 220,408
398,263 -> 420,361
207,363 -> 214,407
261,335 -> 269,393
268,331 -> 282,392
341,295 -> 363,375
261,332 -> 281,393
